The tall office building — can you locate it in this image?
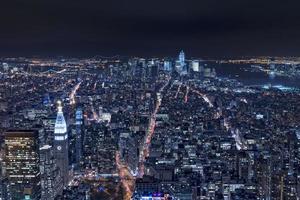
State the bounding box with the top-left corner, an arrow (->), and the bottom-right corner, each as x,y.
191,60 -> 200,72
179,50 -> 185,66
53,101 -> 69,186
175,60 -> 183,73
42,116 -> 56,146
176,50 -> 187,74
39,144 -> 63,200
2,63 -> 9,72
163,61 -> 172,72
4,130 -> 41,200
75,107 -> 83,166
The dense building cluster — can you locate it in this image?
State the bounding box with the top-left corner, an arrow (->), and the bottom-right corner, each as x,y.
0,53 -> 300,199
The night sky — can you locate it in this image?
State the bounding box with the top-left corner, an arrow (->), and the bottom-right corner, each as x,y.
1,0 -> 300,58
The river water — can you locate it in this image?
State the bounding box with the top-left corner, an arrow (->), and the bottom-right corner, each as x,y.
208,62 -> 300,88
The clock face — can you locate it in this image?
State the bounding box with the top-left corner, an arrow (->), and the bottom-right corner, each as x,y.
57,146 -> 62,151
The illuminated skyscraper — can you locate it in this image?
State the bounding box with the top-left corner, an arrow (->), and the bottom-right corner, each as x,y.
42,116 -> 56,146
175,60 -> 183,73
163,61 -> 172,71
2,63 -> 9,72
4,130 -> 41,200
75,107 -> 83,166
176,50 -> 187,74
40,145 -> 56,200
54,101 -> 69,187
179,50 -> 185,66
191,60 -> 200,72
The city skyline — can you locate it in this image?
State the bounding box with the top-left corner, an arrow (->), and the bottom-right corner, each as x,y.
1,1 -> 300,199
1,52 -> 300,199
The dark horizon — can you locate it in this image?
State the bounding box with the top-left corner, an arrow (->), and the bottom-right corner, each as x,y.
1,0 -> 300,58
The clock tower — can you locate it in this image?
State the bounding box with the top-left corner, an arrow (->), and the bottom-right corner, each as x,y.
54,100 -> 69,187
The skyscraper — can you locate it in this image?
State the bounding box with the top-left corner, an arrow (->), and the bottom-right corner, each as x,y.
42,116 -> 56,146
191,60 -> 200,72
4,130 -> 41,200
53,101 -> 69,187
179,50 -> 185,67
175,60 -> 183,73
40,144 -> 63,200
177,50 -> 187,74
75,107 -> 83,166
163,60 -> 172,72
